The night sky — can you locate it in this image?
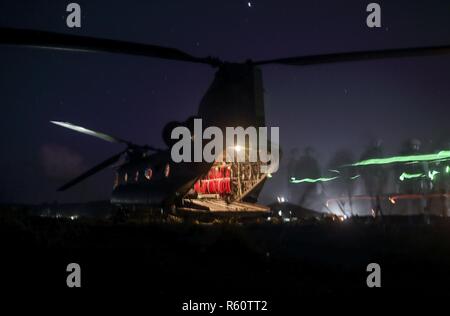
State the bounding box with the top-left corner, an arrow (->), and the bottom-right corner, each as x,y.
1,0 -> 450,204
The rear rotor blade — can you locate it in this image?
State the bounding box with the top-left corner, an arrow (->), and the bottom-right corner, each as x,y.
254,45 -> 450,66
0,27 -> 221,67
51,121 -> 128,144
58,150 -> 125,191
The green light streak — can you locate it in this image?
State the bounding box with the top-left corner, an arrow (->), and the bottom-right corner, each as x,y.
351,150 -> 450,167
446,166 -> 450,174
328,169 -> 341,174
290,176 -> 339,184
428,170 -> 439,181
399,172 -> 423,181
398,170 -> 440,181
350,175 -> 361,180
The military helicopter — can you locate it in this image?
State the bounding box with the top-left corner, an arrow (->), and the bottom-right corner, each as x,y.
1,27 -> 450,219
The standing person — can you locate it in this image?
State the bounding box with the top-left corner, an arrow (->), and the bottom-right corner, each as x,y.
327,149 -> 357,215
296,147 -> 321,209
395,139 -> 427,216
359,139 -> 387,217
429,138 -> 450,217
286,148 -> 300,202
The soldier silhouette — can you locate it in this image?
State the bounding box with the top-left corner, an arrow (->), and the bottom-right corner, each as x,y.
395,138 -> 427,216
359,139 -> 386,217
287,148 -> 300,201
296,147 -> 321,208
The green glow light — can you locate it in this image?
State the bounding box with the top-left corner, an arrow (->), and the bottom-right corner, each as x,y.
290,176 -> 339,184
428,170 -> 439,181
398,170 -> 440,181
351,150 -> 450,167
350,175 -> 361,180
399,172 -> 423,181
329,169 -> 341,174
446,166 -> 450,174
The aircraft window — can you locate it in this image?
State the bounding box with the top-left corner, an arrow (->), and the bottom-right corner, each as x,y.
164,163 -> 170,178
135,171 -> 139,182
145,168 -> 153,180
114,173 -> 119,189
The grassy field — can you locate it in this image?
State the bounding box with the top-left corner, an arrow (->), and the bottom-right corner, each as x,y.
1,212 -> 450,308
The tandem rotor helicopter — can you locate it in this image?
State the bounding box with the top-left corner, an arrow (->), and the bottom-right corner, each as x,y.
1,27 -> 450,219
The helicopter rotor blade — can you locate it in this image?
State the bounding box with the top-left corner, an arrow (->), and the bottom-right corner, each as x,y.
0,27 -> 222,67
51,121 -> 164,153
254,45 -> 450,66
50,121 -> 129,144
58,150 -> 126,191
